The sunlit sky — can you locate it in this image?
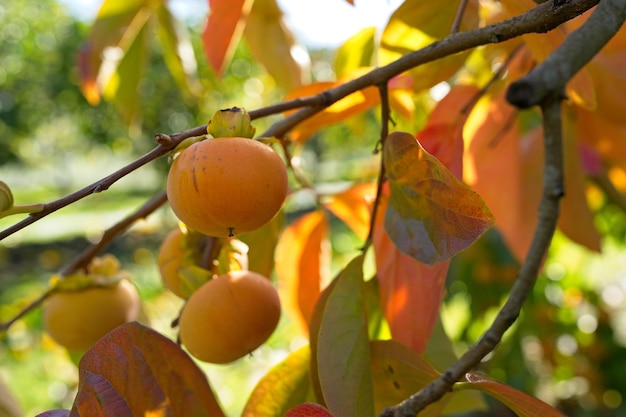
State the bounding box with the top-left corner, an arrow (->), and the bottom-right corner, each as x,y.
57,0 -> 404,48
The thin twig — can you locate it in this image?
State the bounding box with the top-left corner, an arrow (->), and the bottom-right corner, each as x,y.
259,0 -> 599,139
0,191 -> 168,331
0,289 -> 53,333
382,88 -> 566,417
0,127 -> 204,242
0,0 -> 599,241
381,1 -> 626,413
363,83 -> 391,252
59,191 -> 168,276
450,0 -> 470,34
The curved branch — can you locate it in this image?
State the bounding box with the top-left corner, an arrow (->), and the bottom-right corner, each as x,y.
383,88 -> 566,417
0,191 -> 168,331
260,0 -> 598,138
0,126 -> 204,241
507,0 -> 626,108
382,1 -> 626,415
0,0 -> 598,242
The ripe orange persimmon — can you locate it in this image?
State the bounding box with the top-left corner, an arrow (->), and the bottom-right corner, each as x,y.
166,137 -> 288,237
42,279 -> 140,352
178,270 -> 281,364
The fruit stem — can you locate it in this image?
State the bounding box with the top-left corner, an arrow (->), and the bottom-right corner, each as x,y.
0,203 -> 45,219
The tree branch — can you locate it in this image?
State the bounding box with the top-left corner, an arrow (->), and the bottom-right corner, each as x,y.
0,191 -> 167,331
382,2 -> 626,414
260,0 -> 599,138
0,0 -> 600,241
382,88 -> 566,417
507,0 -> 626,107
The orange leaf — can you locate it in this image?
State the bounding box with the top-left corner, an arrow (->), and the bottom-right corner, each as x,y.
323,182 -> 377,241
373,189 -> 449,354
576,106 -> 626,165
462,373 -> 567,417
384,132 -> 495,264
558,112 -> 601,252
275,210 -> 331,335
463,92 -> 540,262
202,0 -> 254,75
71,322 -> 224,417
285,75 -> 380,143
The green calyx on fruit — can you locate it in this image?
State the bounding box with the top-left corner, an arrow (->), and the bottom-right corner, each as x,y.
208,107 -> 256,139
0,181 -> 14,211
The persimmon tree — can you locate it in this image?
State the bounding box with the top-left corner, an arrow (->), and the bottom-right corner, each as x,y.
2,0 -> 626,416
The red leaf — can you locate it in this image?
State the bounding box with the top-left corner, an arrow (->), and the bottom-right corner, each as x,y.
418,84 -> 481,179
462,373 -> 567,417
283,403 -> 334,417
275,210 -> 331,335
70,322 -> 224,417
373,189 -> 449,354
202,0 -> 254,75
383,132 -> 495,264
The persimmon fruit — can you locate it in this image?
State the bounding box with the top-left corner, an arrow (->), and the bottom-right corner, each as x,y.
157,228 -> 187,298
42,279 -> 140,352
178,270 -> 281,364
166,137 -> 288,237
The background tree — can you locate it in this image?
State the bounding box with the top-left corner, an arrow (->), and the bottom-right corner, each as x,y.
2,0 -> 626,416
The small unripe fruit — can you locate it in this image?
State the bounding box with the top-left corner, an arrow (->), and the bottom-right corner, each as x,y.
166,137 -> 288,237
179,270 -> 281,364
43,279 -> 140,352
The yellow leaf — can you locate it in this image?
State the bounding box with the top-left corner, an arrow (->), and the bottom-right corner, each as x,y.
244,0 -> 310,92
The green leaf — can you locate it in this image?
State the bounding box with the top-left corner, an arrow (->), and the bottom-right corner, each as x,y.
243,346 -> 314,417
380,0 -> 479,92
71,322 -> 224,417
102,20 -> 152,128
383,131 -> 495,264
459,373 -> 567,417
334,27 -> 377,78
77,0 -> 154,110
156,3 -> 202,97
316,255 -> 374,417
